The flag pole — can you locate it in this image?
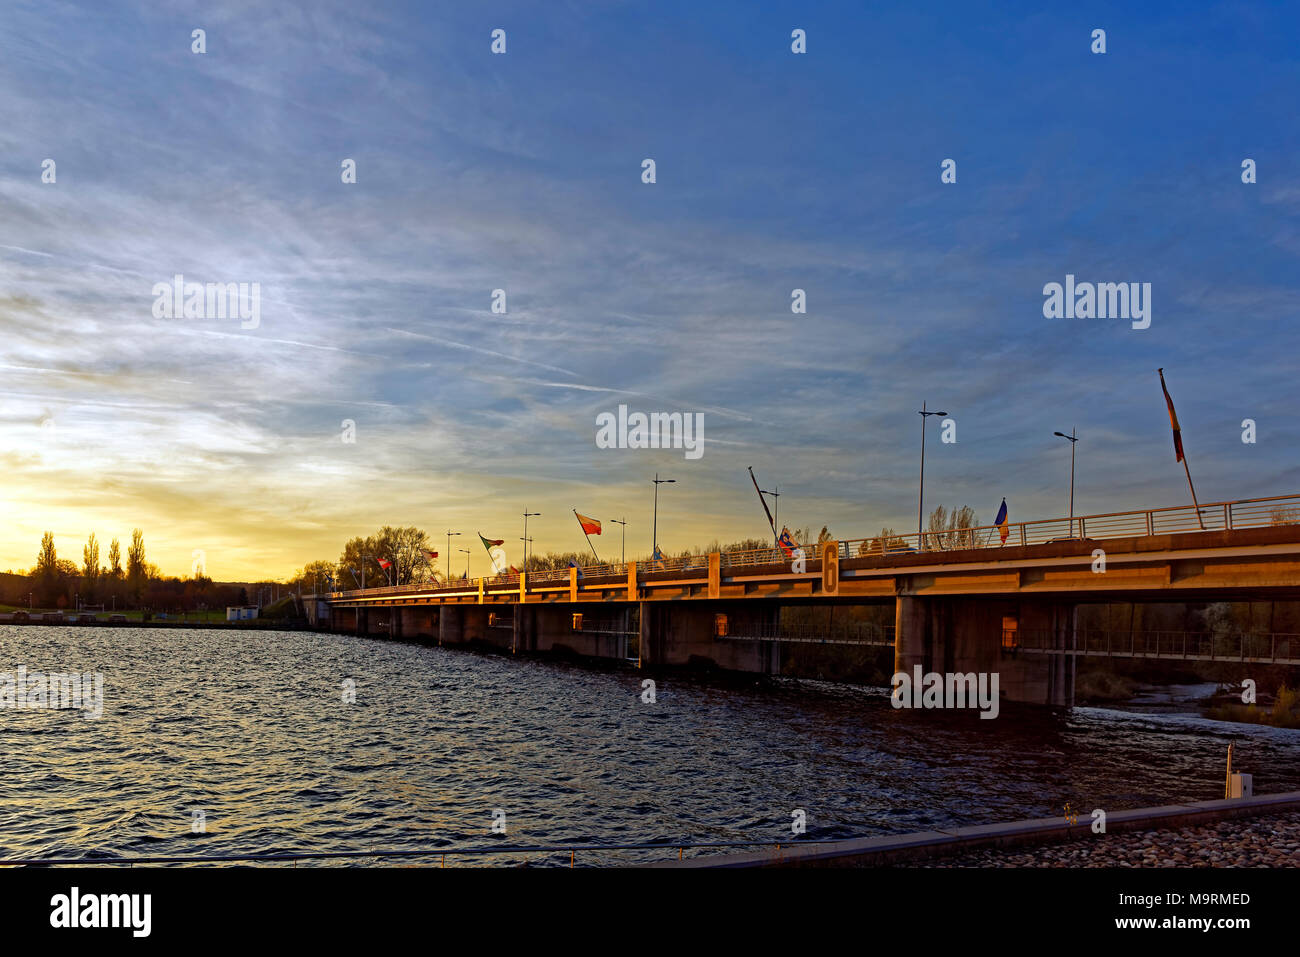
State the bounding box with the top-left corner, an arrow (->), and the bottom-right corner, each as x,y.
574,509 -> 601,562
1183,455 -> 1204,530
1159,368 -> 1204,530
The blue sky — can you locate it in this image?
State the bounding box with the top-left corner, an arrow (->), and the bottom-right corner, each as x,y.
1,0 -> 1298,579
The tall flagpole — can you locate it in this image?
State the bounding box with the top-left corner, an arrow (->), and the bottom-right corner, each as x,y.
1159,368 -> 1204,530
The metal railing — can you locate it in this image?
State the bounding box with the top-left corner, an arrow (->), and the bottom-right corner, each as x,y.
719,622 -> 895,646
318,493 -> 1300,601
837,492 -> 1300,559
1010,629 -> 1300,665
0,837 -> 851,868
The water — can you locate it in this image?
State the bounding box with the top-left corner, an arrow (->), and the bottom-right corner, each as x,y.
2,626 -> 1298,866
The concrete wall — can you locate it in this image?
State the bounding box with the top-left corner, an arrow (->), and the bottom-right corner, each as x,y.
514,604 -> 630,659
640,601 -> 780,673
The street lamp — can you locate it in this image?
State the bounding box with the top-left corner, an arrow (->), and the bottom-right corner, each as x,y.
652,474 -> 675,557
444,531 -> 461,580
521,509 -> 540,569
458,547 -> 471,579
917,400 -> 948,549
1054,427 -> 1079,536
610,517 -> 627,565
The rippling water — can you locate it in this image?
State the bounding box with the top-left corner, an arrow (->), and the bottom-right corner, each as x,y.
2,626 -> 1298,866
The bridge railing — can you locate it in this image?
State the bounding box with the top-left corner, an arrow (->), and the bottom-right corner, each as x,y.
831,492 -> 1300,561
322,492 -> 1300,599
1010,628 -> 1300,664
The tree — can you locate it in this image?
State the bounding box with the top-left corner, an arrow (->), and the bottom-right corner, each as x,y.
127,528 -> 147,604
291,560 -> 338,593
105,537 -> 123,609
82,533 -> 100,603
927,505 -> 980,550
34,532 -> 60,607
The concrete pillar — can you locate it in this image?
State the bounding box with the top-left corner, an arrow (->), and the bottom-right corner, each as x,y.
438,605 -> 463,645
893,596 -> 1074,708
893,596 -> 930,676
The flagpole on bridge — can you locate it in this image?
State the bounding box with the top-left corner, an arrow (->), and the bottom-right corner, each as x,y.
1159,369 -> 1204,530
574,509 -> 601,562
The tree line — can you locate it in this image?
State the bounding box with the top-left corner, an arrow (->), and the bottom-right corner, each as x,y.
7,529 -> 255,612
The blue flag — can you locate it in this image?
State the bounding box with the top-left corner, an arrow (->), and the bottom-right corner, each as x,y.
994,499 -> 1009,544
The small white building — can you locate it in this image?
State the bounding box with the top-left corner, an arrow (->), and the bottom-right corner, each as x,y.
226,606 -> 260,621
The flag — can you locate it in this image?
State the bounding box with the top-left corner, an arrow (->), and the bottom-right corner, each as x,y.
568,560 -> 584,580
377,558 -> 392,569
652,545 -> 665,566
509,565 -> 519,574
994,498 -> 1009,544
575,512 -> 602,535
424,549 -> 438,560
1158,368 -> 1185,463
479,533 -> 504,549
777,527 -> 797,558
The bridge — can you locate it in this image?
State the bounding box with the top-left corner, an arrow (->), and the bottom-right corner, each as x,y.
307,493 -> 1300,707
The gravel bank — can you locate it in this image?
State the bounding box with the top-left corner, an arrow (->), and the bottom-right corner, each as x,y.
907,810 -> 1300,867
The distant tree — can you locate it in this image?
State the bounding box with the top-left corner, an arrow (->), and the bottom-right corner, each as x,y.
33,532 -> 60,607
291,560 -> 337,593
373,526 -> 434,585
338,536 -> 375,588
82,533 -> 100,603
104,537 -> 124,609
126,528 -> 147,603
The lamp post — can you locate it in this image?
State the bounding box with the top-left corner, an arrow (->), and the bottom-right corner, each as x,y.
610,517 -> 627,565
458,548 -> 471,579
917,400 -> 948,549
652,474 -> 675,557
521,509 -> 540,569
444,531 -> 460,580
1054,427 -> 1079,536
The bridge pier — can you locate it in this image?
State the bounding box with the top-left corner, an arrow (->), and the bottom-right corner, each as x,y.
894,597 -> 1074,707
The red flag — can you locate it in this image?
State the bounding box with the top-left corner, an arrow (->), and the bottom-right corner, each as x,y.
424,549 -> 438,560
1158,368 -> 1185,463
377,558 -> 392,569
575,512 -> 602,535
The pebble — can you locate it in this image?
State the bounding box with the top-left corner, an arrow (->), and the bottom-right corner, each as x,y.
909,810 -> 1300,868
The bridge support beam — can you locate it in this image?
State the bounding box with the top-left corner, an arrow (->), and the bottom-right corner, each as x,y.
894,597 -> 1074,708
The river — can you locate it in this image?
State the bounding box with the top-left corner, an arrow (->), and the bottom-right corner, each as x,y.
2,626 -> 1297,866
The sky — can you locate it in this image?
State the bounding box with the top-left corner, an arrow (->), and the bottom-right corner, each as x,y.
1,0 -> 1298,581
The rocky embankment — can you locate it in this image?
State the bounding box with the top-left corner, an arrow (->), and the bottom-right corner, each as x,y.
910,810 -> 1300,867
